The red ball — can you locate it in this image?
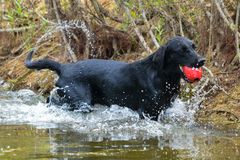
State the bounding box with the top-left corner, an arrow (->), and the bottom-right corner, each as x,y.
182,66 -> 202,82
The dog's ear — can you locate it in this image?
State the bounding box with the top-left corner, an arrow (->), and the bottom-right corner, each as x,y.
153,46 -> 166,69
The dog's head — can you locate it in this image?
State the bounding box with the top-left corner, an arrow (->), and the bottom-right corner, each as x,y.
153,36 -> 205,82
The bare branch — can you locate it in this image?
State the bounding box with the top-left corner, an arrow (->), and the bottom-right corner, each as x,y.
203,66 -> 214,77
208,0 -> 214,50
236,3 -> 240,61
215,0 -> 230,25
219,0 -> 234,24
215,0 -> 240,38
232,2 -> 240,64
138,0 -> 159,48
123,2 -> 152,53
52,0 -> 77,62
178,11 -> 184,36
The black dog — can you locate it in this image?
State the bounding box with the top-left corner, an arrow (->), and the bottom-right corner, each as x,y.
25,36 -> 205,120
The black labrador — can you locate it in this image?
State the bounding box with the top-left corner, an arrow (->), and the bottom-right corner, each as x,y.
25,36 -> 205,120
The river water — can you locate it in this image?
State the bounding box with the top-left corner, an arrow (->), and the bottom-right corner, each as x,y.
0,89 -> 239,159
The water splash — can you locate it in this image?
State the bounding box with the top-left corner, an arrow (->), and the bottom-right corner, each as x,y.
0,85 -> 207,126
0,88 -> 205,141
159,98 -> 197,126
1,89 -> 238,156
1,74 -> 222,134
35,20 -> 95,57
0,90 -> 165,138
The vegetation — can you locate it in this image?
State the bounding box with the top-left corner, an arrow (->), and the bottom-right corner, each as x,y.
0,0 -> 239,127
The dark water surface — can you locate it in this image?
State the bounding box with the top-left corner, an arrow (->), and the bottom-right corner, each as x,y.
0,90 -> 239,160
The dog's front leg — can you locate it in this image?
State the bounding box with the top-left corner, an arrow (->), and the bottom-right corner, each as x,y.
69,101 -> 93,113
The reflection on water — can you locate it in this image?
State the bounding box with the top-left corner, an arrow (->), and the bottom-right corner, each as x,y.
0,125 -> 239,160
0,90 -> 240,159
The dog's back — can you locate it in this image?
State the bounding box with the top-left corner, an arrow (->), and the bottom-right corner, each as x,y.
25,50 -> 128,78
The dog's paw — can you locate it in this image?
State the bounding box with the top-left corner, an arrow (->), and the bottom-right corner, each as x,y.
71,102 -> 93,113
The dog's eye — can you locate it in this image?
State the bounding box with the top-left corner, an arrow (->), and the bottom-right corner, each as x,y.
182,46 -> 188,52
192,44 -> 196,49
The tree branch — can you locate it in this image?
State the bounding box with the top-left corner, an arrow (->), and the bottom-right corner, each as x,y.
138,0 -> 159,48
219,0 -> 234,24
52,0 -> 77,62
123,2 -> 152,53
178,9 -> 184,36
215,0 -> 240,38
232,2 -> 240,64
208,0 -> 214,50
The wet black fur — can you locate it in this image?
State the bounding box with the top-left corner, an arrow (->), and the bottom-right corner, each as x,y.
25,36 -> 205,120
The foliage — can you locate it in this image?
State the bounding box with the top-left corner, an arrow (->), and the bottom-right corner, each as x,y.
5,0 -> 30,27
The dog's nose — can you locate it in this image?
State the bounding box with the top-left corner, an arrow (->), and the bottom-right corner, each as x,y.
197,58 -> 205,67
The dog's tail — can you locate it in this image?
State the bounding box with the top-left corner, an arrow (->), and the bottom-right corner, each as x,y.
25,50 -> 61,75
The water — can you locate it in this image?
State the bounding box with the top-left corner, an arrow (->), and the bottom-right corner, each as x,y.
0,89 -> 239,159
35,20 -> 95,60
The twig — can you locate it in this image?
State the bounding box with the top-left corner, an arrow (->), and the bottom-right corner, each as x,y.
138,0 -> 159,48
193,66 -> 215,100
201,65 -> 240,101
177,5 -> 184,37
196,78 -> 210,95
203,66 -> 214,77
52,0 -> 77,62
208,0 -> 214,49
123,2 -> 152,53
34,11 -> 57,25
90,0 -> 106,24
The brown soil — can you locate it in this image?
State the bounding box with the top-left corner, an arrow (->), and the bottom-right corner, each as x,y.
196,66 -> 240,129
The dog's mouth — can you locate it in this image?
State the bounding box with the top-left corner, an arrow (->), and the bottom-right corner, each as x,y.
179,65 -> 203,83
